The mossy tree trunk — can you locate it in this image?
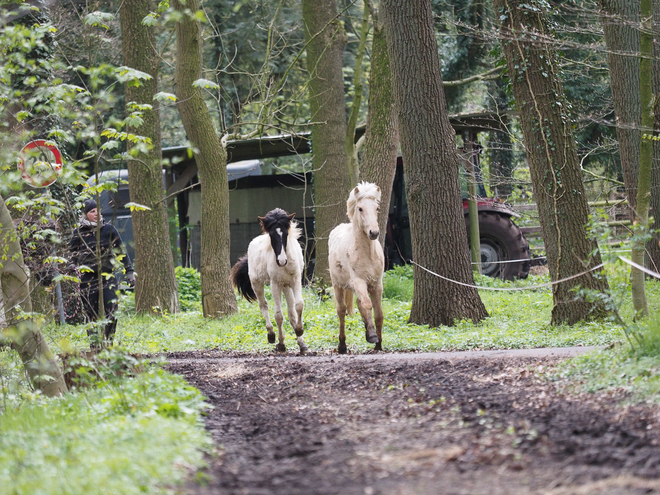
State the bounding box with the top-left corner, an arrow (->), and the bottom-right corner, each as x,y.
359,19 -> 399,247
631,0 -> 653,317
174,0 -> 237,317
495,0 -> 610,325
302,0 -> 352,284
0,196 -> 67,396
120,0 -> 180,315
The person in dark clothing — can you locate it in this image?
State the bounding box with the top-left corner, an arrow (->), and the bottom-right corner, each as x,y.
69,199 -> 135,349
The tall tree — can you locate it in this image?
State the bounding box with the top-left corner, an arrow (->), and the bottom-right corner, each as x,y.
631,0 -> 653,316
598,0 -> 641,219
173,0 -> 237,317
359,7 -> 399,245
380,0 -> 488,327
302,0 -> 352,283
120,0 -> 179,315
0,197 -> 67,396
495,0 -> 610,325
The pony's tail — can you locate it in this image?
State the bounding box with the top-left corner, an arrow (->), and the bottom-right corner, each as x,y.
344,289 -> 355,315
230,255 -> 257,303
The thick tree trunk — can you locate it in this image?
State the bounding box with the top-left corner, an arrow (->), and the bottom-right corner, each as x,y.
599,0 -> 641,219
174,0 -> 237,317
495,0 -> 610,325
0,196 -> 67,396
380,0 -> 488,327
302,0 -> 351,284
120,0 -> 179,315
359,22 -> 399,247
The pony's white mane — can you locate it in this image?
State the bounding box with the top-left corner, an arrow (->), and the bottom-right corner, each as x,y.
347,181 -> 381,221
289,220 -> 302,241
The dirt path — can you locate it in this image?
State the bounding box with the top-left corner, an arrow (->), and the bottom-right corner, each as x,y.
166,349 -> 660,495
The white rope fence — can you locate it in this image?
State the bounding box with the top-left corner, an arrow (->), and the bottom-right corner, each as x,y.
410,260 -> 609,292
412,256 -> 660,292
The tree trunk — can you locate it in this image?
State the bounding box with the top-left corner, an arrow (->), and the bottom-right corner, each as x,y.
380,0 -> 488,327
0,196 -> 67,396
120,0 -> 179,315
495,0 -> 610,325
174,0 -> 237,317
646,0 -> 660,273
359,20 -> 399,247
302,0 -> 352,284
631,0 -> 653,317
345,2 -> 369,189
599,0 -> 641,219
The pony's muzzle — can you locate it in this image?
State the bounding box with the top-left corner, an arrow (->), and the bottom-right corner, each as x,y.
368,230 -> 379,240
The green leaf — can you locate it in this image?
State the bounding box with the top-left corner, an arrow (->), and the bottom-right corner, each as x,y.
115,66 -> 152,86
192,78 -> 219,90
84,11 -> 114,29
154,92 -> 177,102
125,202 -> 152,212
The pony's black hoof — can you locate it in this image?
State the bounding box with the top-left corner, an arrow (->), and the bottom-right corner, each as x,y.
374,342 -> 382,352
298,346 -> 309,355
338,343 -> 347,354
365,330 -> 379,344
268,333 -> 276,344
275,343 -> 286,353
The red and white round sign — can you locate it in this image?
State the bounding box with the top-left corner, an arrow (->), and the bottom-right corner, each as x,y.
17,140 -> 63,188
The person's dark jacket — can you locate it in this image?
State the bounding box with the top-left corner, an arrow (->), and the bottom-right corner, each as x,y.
69,221 -> 133,277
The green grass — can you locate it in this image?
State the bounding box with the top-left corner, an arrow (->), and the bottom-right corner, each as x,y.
39,259 -> 660,356
0,355 -> 211,495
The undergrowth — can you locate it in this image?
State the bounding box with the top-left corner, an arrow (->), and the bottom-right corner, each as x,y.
0,350 -> 211,495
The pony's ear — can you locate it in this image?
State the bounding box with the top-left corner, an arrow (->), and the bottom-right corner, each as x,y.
257,216 -> 265,223
288,212 -> 296,220
353,186 -> 360,194
376,186 -> 381,192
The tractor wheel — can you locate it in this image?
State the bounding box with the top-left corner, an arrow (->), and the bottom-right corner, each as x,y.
465,212 -> 530,280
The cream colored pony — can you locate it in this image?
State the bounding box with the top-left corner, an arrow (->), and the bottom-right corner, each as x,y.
328,182 -> 385,354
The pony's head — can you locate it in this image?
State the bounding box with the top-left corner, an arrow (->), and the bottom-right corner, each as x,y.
346,182 -> 381,241
258,208 -> 297,267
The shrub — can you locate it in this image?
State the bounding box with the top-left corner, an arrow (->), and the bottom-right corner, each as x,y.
383,264 -> 414,301
176,266 -> 202,311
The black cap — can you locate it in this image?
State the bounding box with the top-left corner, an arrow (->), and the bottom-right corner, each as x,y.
83,199 -> 97,214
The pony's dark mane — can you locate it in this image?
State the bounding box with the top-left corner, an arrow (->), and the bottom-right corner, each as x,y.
260,208 -> 292,234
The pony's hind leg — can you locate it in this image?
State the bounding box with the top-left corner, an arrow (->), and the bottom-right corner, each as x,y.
271,284 -> 286,352
253,282 -> 275,344
334,286 -> 348,354
369,284 -> 384,351
284,286 -> 307,354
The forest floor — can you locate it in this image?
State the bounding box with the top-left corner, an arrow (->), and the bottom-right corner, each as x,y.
165,348 -> 660,495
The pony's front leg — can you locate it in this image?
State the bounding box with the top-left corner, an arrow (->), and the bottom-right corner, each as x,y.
284,286 -> 307,354
253,282 -> 275,344
334,286 -> 348,354
271,284 -> 286,352
369,284 -> 384,351
354,280 -> 378,344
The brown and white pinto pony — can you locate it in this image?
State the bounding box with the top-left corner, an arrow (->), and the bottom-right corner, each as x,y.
328,182 -> 384,354
230,208 -> 307,353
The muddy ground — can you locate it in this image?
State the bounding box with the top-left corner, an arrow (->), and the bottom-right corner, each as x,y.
166,349 -> 660,495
